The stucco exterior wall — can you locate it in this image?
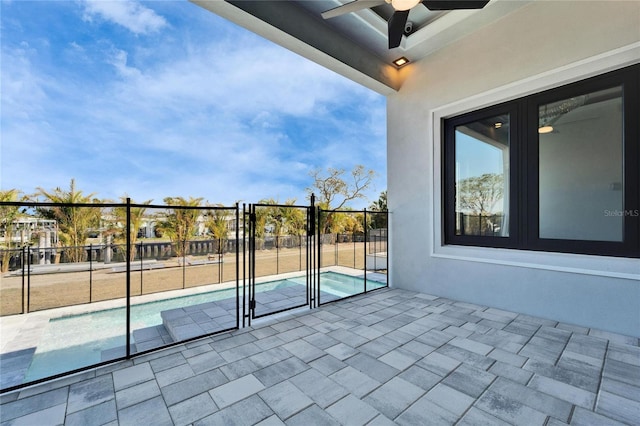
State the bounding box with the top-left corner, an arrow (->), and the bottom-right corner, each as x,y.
388,1 -> 640,336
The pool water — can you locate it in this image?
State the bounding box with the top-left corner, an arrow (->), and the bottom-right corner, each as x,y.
24,272 -> 385,382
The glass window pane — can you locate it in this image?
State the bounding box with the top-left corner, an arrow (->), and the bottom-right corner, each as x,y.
455,114 -> 510,237
538,86 -> 624,241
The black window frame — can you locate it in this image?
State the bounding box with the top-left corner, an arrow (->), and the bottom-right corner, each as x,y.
443,64 -> 640,258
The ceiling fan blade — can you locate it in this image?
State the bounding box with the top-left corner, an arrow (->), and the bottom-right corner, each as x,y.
388,10 -> 410,49
423,0 -> 490,10
321,0 -> 386,19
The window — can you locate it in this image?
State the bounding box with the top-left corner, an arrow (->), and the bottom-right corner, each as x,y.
443,65 -> 639,258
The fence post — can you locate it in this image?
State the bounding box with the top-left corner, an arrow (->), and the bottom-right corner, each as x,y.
126,197 -> 131,358
89,243 -> 93,303
27,245 -> 31,313
139,241 -> 143,295
364,209 -> 367,292
21,246 -> 25,314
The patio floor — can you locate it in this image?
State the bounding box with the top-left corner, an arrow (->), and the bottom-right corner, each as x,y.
1,287 -> 638,425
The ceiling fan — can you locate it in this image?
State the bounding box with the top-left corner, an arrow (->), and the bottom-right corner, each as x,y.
322,0 -> 490,49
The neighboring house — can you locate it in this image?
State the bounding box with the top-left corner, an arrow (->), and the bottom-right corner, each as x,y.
193,1 -> 640,336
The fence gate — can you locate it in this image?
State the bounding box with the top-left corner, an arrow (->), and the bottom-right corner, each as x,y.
243,196 -> 316,325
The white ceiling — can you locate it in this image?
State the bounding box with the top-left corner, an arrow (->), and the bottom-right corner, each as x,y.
192,0 -> 532,93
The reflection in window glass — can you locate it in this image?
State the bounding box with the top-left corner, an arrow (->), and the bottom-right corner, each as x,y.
538,86 -> 624,241
455,114 -> 509,236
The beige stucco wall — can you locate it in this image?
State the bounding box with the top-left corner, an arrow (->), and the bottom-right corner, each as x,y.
388,1 -> 640,336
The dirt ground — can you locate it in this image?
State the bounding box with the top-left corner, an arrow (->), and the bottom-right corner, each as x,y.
0,243 -> 377,316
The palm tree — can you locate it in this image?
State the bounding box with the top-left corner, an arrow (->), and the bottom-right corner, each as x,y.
205,204 -> 230,258
33,179 -> 101,262
0,189 -> 23,272
157,197 -> 203,258
109,196 -> 152,261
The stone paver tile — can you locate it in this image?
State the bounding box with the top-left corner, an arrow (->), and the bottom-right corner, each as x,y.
565,334 -> 608,360
595,390 -> 640,425
395,394 -> 458,426
558,351 -> 602,377
161,368 -> 228,406
253,356 -> 309,387
457,407 -> 511,426
600,376 -> 640,402
488,347 -> 528,367
276,325 -> 316,343
195,394 -> 273,426
603,358 -> 640,387
254,335 -> 286,351
535,326 -> 572,344
326,394 -> 379,426
115,379 -> 161,410
475,390 -> 547,425
289,369 -> 349,408
448,337 -> 494,355
219,342 -> 263,363
588,329 -> 638,346
16,370 -> 96,399
366,414 -> 396,426
3,403 -> 66,426
282,339 -> 326,363
112,363 -> 154,391
357,336 -> 399,358
528,374 -> 596,409
397,365 -> 440,392
489,361 -> 533,385
187,350 -> 227,374
1,387 -> 68,422
168,392 -> 218,426
256,414 -> 286,425
364,377 -> 425,420
327,328 -> 369,347
249,347 -> 292,369
149,352 -> 187,373
378,347 -> 421,371
400,340 -> 436,358
219,357 -> 260,381
284,404 -> 340,426
328,366 -> 381,398
325,343 -> 359,361
345,353 -> 399,383
489,377 -> 572,422
258,380 -> 314,420
442,363 -> 495,398
524,359 -> 599,393
436,344 -> 495,370
607,342 -> 640,366
309,354 -> 347,376
417,351 -> 461,377
250,326 -> 278,340
303,332 -> 340,350
212,332 -> 256,352
570,406 -> 628,426
416,329 -> 455,349
65,399 -> 117,426
209,374 -> 265,409
423,383 -> 473,416
67,374 -> 115,414
118,395 -> 173,426
154,363 -> 195,388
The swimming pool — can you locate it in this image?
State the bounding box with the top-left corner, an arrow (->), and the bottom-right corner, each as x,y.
23,272 -> 385,382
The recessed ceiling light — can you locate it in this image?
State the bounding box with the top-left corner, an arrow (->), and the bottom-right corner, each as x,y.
538,125 -> 554,134
393,56 -> 410,67
494,122 -> 502,129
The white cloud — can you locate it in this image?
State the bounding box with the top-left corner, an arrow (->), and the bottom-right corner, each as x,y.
82,0 -> 167,34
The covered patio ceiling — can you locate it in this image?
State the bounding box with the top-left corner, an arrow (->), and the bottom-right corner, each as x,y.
192,0 -> 532,94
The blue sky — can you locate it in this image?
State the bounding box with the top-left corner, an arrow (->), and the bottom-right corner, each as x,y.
1,0 -> 386,208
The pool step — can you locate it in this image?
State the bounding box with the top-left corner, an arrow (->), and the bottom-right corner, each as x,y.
161,299 -> 237,342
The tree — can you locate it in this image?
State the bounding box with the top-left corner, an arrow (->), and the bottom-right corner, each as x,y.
33,179 -> 102,262
205,204 -> 231,258
369,190 -> 388,231
156,197 -> 203,257
109,196 -> 152,261
0,189 -> 23,272
457,173 -> 504,215
307,165 -> 375,234
307,165 -> 375,210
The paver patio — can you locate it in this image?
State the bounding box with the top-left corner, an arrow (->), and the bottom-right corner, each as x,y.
1,287 -> 638,425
